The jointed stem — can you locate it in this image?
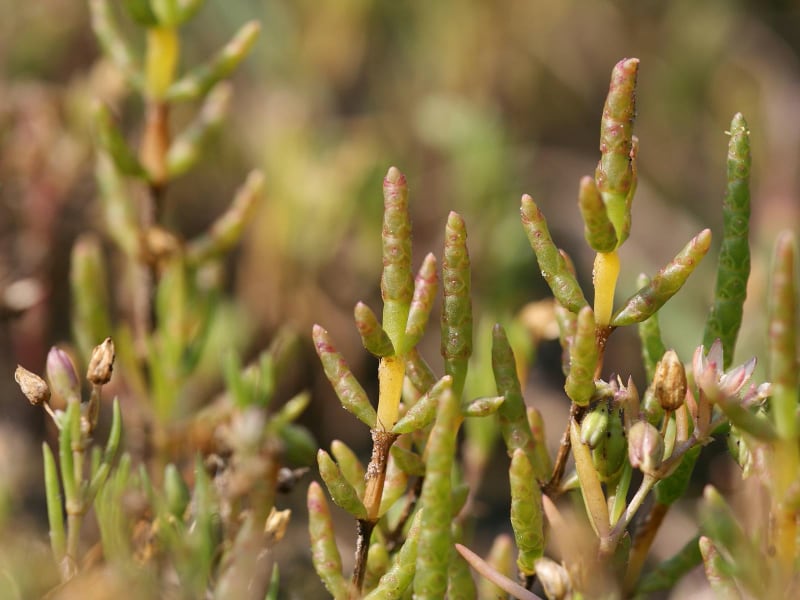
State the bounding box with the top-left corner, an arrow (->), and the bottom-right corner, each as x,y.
352,429 -> 398,592
352,519 -> 376,591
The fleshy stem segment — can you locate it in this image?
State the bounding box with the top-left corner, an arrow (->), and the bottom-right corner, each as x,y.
768,232 -> 799,579
703,113 -> 751,367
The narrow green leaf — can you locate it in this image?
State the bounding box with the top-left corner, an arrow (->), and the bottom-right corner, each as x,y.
265,564 -> 280,600
635,534 -> 702,595
42,442 -> 66,563
87,397 -> 123,502
654,446 -> 700,505
58,402 -> 79,508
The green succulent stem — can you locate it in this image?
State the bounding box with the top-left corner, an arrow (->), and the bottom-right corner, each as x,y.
703,113 -> 751,366
767,232 -> 799,577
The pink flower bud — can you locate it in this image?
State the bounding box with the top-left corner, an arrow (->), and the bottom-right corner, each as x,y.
628,420 -> 664,474
46,347 -> 80,406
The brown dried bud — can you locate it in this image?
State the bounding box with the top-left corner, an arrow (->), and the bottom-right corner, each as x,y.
628,420 -> 664,474
87,337 -> 115,385
14,366 -> 50,406
653,349 -> 687,411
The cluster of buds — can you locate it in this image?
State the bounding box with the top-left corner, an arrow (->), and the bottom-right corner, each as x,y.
579,349 -> 687,479
15,338 -> 116,436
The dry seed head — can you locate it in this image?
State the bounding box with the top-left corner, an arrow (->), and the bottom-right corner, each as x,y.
14,366 -> 50,406
653,349 -> 687,411
87,337 -> 115,385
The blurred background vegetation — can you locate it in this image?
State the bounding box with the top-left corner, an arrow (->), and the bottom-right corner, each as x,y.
1,0 -> 799,597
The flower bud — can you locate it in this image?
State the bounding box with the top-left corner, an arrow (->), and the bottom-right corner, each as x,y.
591,406 -> 626,481
580,402 -> 609,449
164,463 -> 190,519
14,366 -> 50,405
534,557 -> 571,600
628,420 -> 664,474
46,347 -> 81,406
653,349 -> 687,411
86,337 -> 115,385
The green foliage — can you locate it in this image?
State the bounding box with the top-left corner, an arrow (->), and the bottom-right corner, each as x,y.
7,4 -> 800,597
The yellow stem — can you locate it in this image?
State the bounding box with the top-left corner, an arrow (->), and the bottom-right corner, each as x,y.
377,356 -> 405,431
593,251 -> 620,326
772,440 -> 799,577
146,27 -> 179,99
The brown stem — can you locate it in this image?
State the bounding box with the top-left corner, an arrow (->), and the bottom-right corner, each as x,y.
139,100 -> 170,208
353,429 -> 398,592
546,323 -> 615,497
624,501 -> 669,593
352,518 -> 376,592
594,325 -> 614,379
130,100 -> 171,358
362,430 -> 398,519
544,403 -> 583,496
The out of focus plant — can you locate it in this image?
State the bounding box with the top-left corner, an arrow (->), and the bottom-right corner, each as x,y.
9,2 -> 315,598
309,58 -> 798,599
